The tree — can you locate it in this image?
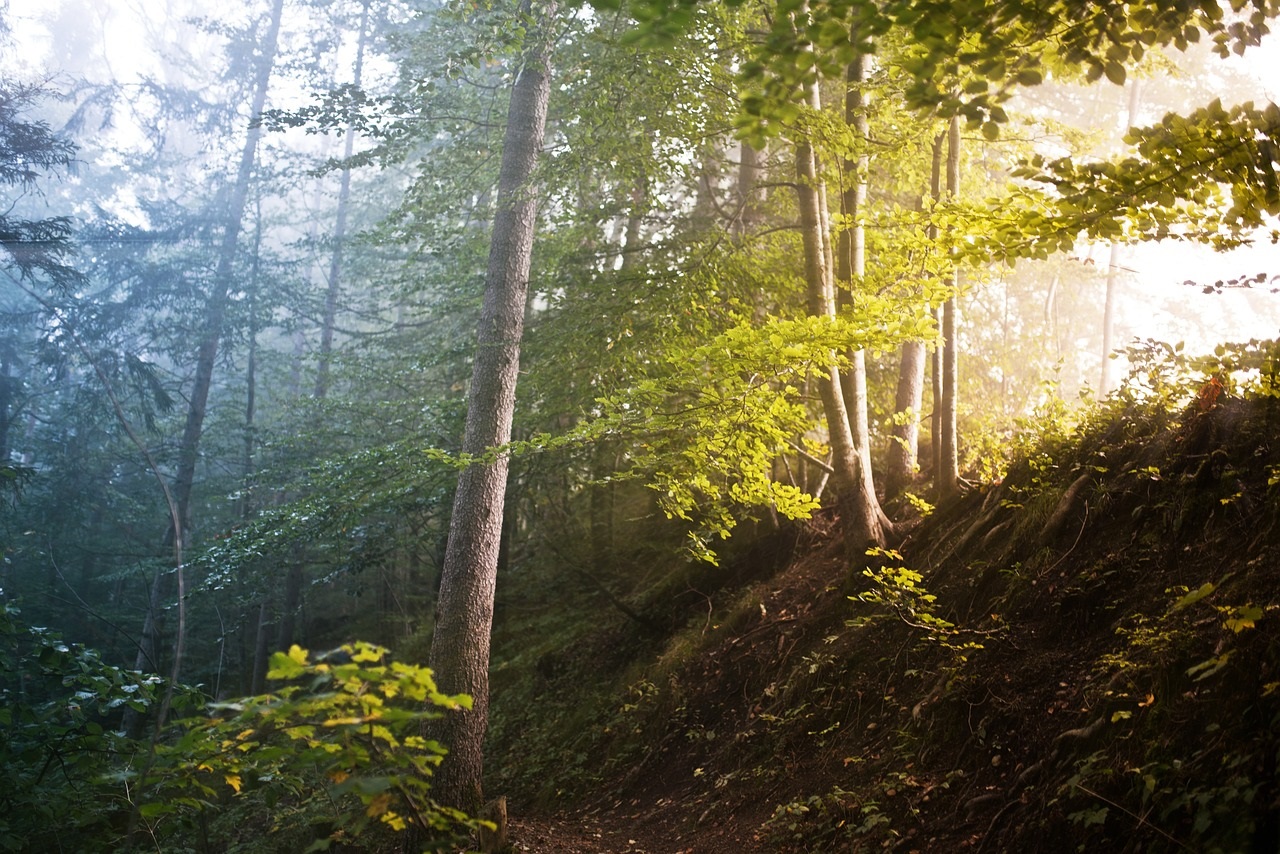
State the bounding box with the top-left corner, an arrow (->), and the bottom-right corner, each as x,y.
314,0 -> 375,400
0,81 -> 80,497
427,0 -> 558,812
938,115 -> 961,498
836,33 -> 894,539
792,54 -> 888,552
132,0 -> 286,702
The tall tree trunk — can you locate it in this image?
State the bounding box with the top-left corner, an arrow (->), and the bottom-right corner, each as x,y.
617,175 -> 646,271
134,0 -> 284,677
588,442 -> 615,575
734,141 -> 765,242
314,0 -> 371,399
266,0 -> 379,670
1099,233 -> 1121,395
242,197 -> 265,693
931,304 -> 942,483
835,40 -> 892,537
885,342 -> 925,499
795,61 -> 885,555
275,561 -> 303,646
926,134 -> 945,486
887,131 -> 946,499
1100,81 -> 1141,395
938,115 -> 961,498
0,350 -> 12,466
590,171 -> 646,572
427,0 -> 556,813
173,0 -> 282,541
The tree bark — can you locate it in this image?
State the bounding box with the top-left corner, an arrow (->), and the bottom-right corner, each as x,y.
795,58 -> 885,556
314,0 -> 371,399
885,341 -> 925,499
835,41 -> 892,536
241,197 -> 264,695
427,0 -> 556,813
734,141 -> 765,242
1100,80 -> 1141,395
888,131 -> 944,499
1099,241 -> 1121,394
931,304 -> 942,483
938,115 -> 961,498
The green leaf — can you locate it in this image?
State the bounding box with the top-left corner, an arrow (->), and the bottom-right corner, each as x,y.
137,802 -> 175,819
1171,582 -> 1214,611
1225,605 -> 1263,633
1186,652 -> 1232,681
267,646 -> 309,680
1015,67 -> 1044,86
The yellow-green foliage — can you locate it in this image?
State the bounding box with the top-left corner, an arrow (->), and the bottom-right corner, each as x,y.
148,643 -> 484,852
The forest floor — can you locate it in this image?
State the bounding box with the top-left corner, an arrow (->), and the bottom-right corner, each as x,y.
486,396 -> 1280,853
507,806 -> 758,854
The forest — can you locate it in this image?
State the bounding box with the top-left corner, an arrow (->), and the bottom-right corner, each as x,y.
2,0 -> 1280,850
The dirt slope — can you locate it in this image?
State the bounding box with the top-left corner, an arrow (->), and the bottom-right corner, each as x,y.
490,393 -> 1280,853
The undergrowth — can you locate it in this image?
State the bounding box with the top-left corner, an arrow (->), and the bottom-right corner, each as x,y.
481,337 -> 1280,853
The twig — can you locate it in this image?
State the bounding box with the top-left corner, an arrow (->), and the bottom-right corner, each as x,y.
1073,782 -> 1194,852
46,547 -> 151,670
786,440 -> 836,474
1040,502 -> 1090,579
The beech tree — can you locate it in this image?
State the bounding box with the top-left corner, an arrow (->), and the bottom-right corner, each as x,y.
792,53 -> 889,551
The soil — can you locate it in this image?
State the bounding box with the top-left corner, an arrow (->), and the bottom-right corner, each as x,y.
508,804 -> 760,854
490,397 -> 1280,853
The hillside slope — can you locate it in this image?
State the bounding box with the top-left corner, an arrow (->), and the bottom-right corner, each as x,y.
487,390 -> 1280,853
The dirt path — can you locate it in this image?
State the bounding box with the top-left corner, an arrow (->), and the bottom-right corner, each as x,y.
507,803 -> 767,854
508,814 -> 666,853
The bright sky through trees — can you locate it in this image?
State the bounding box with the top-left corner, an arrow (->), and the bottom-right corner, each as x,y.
9,0 -> 1280,372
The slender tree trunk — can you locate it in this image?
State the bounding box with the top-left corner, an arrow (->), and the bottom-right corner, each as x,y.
134,0 -> 284,675
0,352 -> 12,465
173,0 -> 282,539
885,342 -> 925,499
1100,80 -> 1141,396
250,600 -> 270,694
242,215 -> 261,522
1099,241 -> 1121,394
1045,272 -> 1063,361
315,0 -> 371,399
275,565 -> 303,649
266,0 -> 378,669
931,304 -> 942,483
795,60 -> 885,555
835,40 -> 892,536
886,132 -> 944,499
734,142 -> 765,242
588,446 -> 615,575
938,115 -> 961,498
427,0 -> 556,813
589,173 -> 645,569
617,175 -> 646,271
241,199 -> 264,693
925,135 -> 945,486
